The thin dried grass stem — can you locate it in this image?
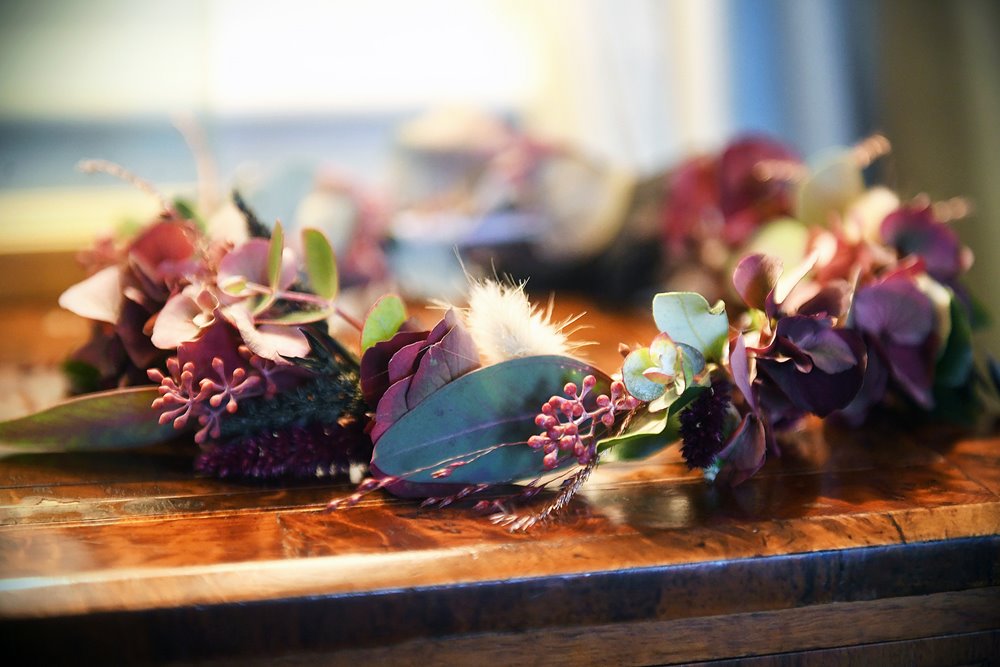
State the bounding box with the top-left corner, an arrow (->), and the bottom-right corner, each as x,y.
77,159 -> 171,212
490,452 -> 599,532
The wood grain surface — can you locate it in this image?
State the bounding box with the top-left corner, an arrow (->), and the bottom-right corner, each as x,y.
0,302 -> 998,666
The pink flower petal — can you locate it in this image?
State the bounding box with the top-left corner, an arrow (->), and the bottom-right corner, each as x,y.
58,266 -> 123,324
219,239 -> 298,292
151,292 -> 208,349
225,306 -> 309,361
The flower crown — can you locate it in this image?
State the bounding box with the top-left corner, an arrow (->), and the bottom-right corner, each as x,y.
1,135 -> 994,530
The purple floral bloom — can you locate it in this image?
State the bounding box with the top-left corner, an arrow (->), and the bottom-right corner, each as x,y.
881,204 -> 972,283
663,135 -> 800,254
851,272 -> 938,409
196,419 -> 369,479
754,316 -> 866,418
711,412 -> 766,487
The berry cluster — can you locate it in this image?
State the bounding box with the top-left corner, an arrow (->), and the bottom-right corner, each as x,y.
149,353 -> 269,444
528,376 -> 640,469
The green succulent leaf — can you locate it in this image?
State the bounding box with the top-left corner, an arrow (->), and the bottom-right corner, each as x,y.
0,386 -> 178,450
652,292 -> 729,362
622,347 -> 667,401
361,294 -> 408,352
302,228 -> 339,301
372,356 -> 610,485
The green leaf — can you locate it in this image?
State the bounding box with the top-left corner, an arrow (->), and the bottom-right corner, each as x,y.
598,384 -> 706,461
268,221 -> 285,292
302,228 -> 339,300
652,292 -> 729,362
598,404 -> 676,461
935,295 -> 974,387
795,149 -> 865,228
0,387 -> 179,451
61,359 -> 102,395
171,196 -> 205,231
372,356 -> 611,485
622,347 -> 667,401
742,218 -> 810,271
361,294 -> 408,352
255,308 -> 336,326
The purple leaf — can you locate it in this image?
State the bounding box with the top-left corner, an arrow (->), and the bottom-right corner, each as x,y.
405,317 -> 481,407
369,310 -> 481,443
360,330 -> 430,409
881,204 -> 970,282
832,340 -> 889,427
853,276 -> 935,345
756,317 -> 866,417
730,333 -> 756,411
712,413 -> 766,487
370,375 -> 413,444
733,254 -> 782,311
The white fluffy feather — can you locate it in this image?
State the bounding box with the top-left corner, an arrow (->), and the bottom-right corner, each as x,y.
462,280 -> 582,365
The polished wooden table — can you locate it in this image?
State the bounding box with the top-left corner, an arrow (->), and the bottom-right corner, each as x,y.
0,301 -> 998,666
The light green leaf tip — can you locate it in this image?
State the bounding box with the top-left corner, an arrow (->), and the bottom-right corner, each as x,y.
267,221 -> 285,291
361,294 -> 408,352
652,292 -> 729,362
302,228 -> 338,301
795,149 -> 865,228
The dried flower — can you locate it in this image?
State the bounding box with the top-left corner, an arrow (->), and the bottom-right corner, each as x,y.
196,419 -> 368,479
679,379 -> 733,469
462,280 -> 582,365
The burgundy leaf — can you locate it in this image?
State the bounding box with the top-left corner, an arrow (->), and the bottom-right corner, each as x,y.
712,413 -> 766,487
733,253 -> 782,311
360,330 -> 430,409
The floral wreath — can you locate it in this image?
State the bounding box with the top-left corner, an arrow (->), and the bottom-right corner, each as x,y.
1,135 -> 995,531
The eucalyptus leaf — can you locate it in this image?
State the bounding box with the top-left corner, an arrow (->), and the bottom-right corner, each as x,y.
302,228 -> 338,300
361,294 -> 408,352
622,347 -> 667,401
372,356 -> 610,486
0,387 -> 178,451
652,292 -> 729,362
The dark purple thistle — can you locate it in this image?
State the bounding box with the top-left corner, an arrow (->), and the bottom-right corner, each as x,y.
196,419 -> 370,480
679,380 -> 733,469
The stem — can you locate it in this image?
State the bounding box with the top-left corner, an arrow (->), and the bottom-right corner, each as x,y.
335,307 -> 364,332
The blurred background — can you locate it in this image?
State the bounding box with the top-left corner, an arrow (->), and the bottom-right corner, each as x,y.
1,0 -> 998,349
